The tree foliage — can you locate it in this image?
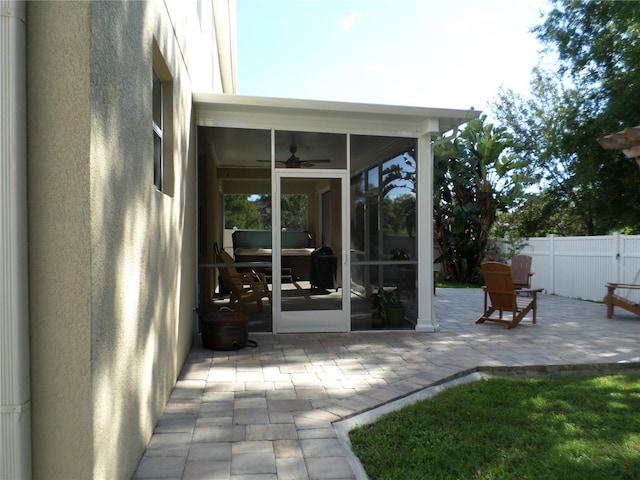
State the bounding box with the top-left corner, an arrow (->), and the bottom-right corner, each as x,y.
224,195 -> 262,229
249,194 -> 309,231
493,0 -> 640,236
382,194 -> 415,237
281,194 -> 308,230
434,115 -> 526,283
494,189 -> 585,239
535,0 -> 640,115
382,153 -> 416,238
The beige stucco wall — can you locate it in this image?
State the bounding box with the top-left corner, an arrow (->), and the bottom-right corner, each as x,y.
27,1 -> 222,478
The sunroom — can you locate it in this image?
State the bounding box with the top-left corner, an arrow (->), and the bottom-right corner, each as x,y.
194,94 -> 478,333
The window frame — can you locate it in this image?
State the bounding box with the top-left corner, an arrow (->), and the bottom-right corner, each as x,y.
152,66 -> 164,191
152,42 -> 173,196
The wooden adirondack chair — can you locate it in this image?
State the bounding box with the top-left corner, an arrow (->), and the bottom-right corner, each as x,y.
604,283 -> 640,318
510,254 -> 533,289
477,262 -> 543,329
215,244 -> 271,312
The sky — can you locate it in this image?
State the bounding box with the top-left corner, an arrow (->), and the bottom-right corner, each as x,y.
236,0 -> 552,116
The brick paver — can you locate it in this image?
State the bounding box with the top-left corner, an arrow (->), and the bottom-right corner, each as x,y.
135,288 -> 640,479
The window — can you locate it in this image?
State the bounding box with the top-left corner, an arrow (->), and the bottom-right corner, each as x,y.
152,43 -> 173,195
152,67 -> 163,190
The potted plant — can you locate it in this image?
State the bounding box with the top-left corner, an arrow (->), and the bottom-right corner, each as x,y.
369,287 -> 406,328
391,248 -> 415,291
369,287 -> 385,328
382,288 -> 406,327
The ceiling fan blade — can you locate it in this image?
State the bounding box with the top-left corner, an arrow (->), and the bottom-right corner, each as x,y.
257,144 -> 332,167
285,161 -> 331,168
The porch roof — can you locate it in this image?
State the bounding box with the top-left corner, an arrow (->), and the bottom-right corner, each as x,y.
193,93 -> 479,138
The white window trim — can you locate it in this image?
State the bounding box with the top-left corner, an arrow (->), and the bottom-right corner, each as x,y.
153,66 -> 164,191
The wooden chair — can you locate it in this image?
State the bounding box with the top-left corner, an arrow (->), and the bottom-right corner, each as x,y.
604,283 -> 640,318
511,254 -> 533,289
477,262 -> 543,329
215,244 -> 271,312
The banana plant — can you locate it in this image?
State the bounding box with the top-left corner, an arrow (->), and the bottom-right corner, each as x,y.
434,115 -> 529,283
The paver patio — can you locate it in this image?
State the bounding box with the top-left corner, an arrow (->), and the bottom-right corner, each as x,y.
134,288 -> 640,480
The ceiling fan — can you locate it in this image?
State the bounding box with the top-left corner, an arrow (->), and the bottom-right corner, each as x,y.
257,145 -> 331,168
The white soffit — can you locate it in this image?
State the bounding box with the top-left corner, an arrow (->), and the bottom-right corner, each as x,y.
193,93 -> 479,138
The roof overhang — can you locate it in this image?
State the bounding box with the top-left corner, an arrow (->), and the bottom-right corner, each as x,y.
193,93 -> 479,139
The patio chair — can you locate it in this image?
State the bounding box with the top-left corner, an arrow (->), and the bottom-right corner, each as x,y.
604,283 -> 640,318
511,254 -> 533,289
476,262 -> 543,329
214,244 -> 271,312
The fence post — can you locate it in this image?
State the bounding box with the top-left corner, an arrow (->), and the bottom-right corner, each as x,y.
614,232 -> 621,283
549,234 -> 555,294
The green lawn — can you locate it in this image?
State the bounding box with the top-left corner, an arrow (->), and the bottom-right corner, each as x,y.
349,375 -> 640,480
437,279 -> 482,289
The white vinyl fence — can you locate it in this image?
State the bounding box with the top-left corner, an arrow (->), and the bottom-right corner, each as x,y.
518,233 -> 640,302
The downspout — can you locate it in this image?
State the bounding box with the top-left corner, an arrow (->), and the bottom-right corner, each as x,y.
212,0 -> 237,93
0,1 -> 31,479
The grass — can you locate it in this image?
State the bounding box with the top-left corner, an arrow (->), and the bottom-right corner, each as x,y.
437,280 -> 481,289
349,375 -> 640,480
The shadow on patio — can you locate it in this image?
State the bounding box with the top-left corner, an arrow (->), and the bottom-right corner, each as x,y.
135,288 -> 640,479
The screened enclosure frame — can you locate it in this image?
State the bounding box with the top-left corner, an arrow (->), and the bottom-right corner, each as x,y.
194,93 -> 479,332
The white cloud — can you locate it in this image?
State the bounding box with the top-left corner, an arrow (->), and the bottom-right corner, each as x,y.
341,9 -> 360,31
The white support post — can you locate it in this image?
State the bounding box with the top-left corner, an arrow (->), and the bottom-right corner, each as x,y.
415,134 -> 437,332
0,1 -> 32,478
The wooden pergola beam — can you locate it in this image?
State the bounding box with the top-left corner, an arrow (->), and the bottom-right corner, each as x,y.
598,125 -> 640,166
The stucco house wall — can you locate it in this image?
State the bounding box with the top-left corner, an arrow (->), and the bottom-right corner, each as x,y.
26,1 -> 225,478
